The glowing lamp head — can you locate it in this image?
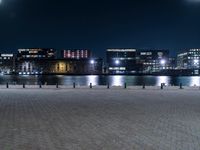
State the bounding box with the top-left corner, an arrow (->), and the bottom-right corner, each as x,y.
160,60 -> 166,65
115,60 -> 120,65
90,60 -> 95,64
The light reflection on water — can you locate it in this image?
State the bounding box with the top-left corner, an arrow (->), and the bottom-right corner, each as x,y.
86,75 -> 99,86
0,75 -> 200,86
110,76 -> 124,86
55,75 -> 99,86
156,76 -> 170,86
189,77 -> 200,86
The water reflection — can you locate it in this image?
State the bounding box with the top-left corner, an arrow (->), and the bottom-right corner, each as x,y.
110,76 -> 124,86
156,76 -> 170,86
86,75 -> 99,86
189,77 -> 200,86
56,75 -> 99,86
0,75 -> 200,86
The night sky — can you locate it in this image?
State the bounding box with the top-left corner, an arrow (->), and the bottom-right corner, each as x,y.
0,0 -> 200,57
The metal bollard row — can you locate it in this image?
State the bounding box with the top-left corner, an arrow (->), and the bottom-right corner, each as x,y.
3,82 -> 187,90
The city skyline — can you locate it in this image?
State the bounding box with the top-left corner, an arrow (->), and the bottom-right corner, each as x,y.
0,47 -> 200,58
0,48 -> 199,76
1,0 -> 200,57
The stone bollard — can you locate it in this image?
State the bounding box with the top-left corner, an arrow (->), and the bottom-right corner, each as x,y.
143,83 -> 145,89
124,83 -> 127,89
73,82 -> 76,89
180,83 -> 183,89
90,83 -> 92,89
107,83 -> 110,89
23,83 -> 25,88
56,83 -> 59,88
161,83 -> 163,90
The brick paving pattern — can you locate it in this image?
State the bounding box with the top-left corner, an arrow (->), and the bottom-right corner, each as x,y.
0,88 -> 200,150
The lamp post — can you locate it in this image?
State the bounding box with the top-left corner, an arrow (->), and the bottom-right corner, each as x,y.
115,60 -> 120,65
90,59 -> 95,74
90,60 -> 95,65
160,59 -> 166,68
115,60 -> 120,74
160,59 -> 166,71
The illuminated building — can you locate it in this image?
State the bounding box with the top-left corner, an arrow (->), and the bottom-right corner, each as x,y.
137,49 -> 170,73
177,49 -> 200,69
0,53 -> 15,74
106,49 -> 170,74
17,48 -> 56,59
106,49 -> 138,74
62,49 -> 91,59
177,49 -> 200,74
16,58 -> 102,75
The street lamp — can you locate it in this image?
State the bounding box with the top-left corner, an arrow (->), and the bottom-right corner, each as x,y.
160,59 -> 166,70
90,60 -> 95,65
160,59 -> 166,66
90,59 -> 95,74
115,60 -> 120,65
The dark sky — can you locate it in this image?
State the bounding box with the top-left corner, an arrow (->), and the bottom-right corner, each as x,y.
0,0 -> 200,57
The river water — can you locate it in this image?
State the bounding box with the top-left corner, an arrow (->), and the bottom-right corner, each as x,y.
0,75 -> 200,86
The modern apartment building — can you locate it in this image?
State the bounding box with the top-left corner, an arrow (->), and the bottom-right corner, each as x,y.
17,48 -> 56,59
61,49 -> 91,59
0,53 -> 15,74
137,49 -> 170,73
177,49 -> 200,75
106,49 -> 138,74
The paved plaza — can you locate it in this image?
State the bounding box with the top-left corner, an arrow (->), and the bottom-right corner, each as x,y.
0,88 -> 200,150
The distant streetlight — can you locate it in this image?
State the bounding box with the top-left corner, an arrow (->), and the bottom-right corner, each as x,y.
160,59 -> 166,70
90,60 -> 95,74
160,59 -> 166,65
115,60 -> 120,65
90,60 -> 95,64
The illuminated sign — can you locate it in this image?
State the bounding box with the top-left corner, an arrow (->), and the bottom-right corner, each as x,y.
1,54 -> 13,57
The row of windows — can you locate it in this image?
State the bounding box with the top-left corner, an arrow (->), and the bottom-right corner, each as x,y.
22,55 -> 46,58
0,57 -> 12,60
188,57 -> 200,59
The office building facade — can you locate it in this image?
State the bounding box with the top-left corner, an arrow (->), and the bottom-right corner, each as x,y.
0,53 -> 15,74
106,49 -> 138,74
17,48 -> 56,59
177,49 -> 200,74
137,50 -> 170,73
177,49 -> 200,69
16,58 -> 102,75
62,49 -> 91,59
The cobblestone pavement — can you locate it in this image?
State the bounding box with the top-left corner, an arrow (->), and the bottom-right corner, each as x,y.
0,89 -> 200,150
